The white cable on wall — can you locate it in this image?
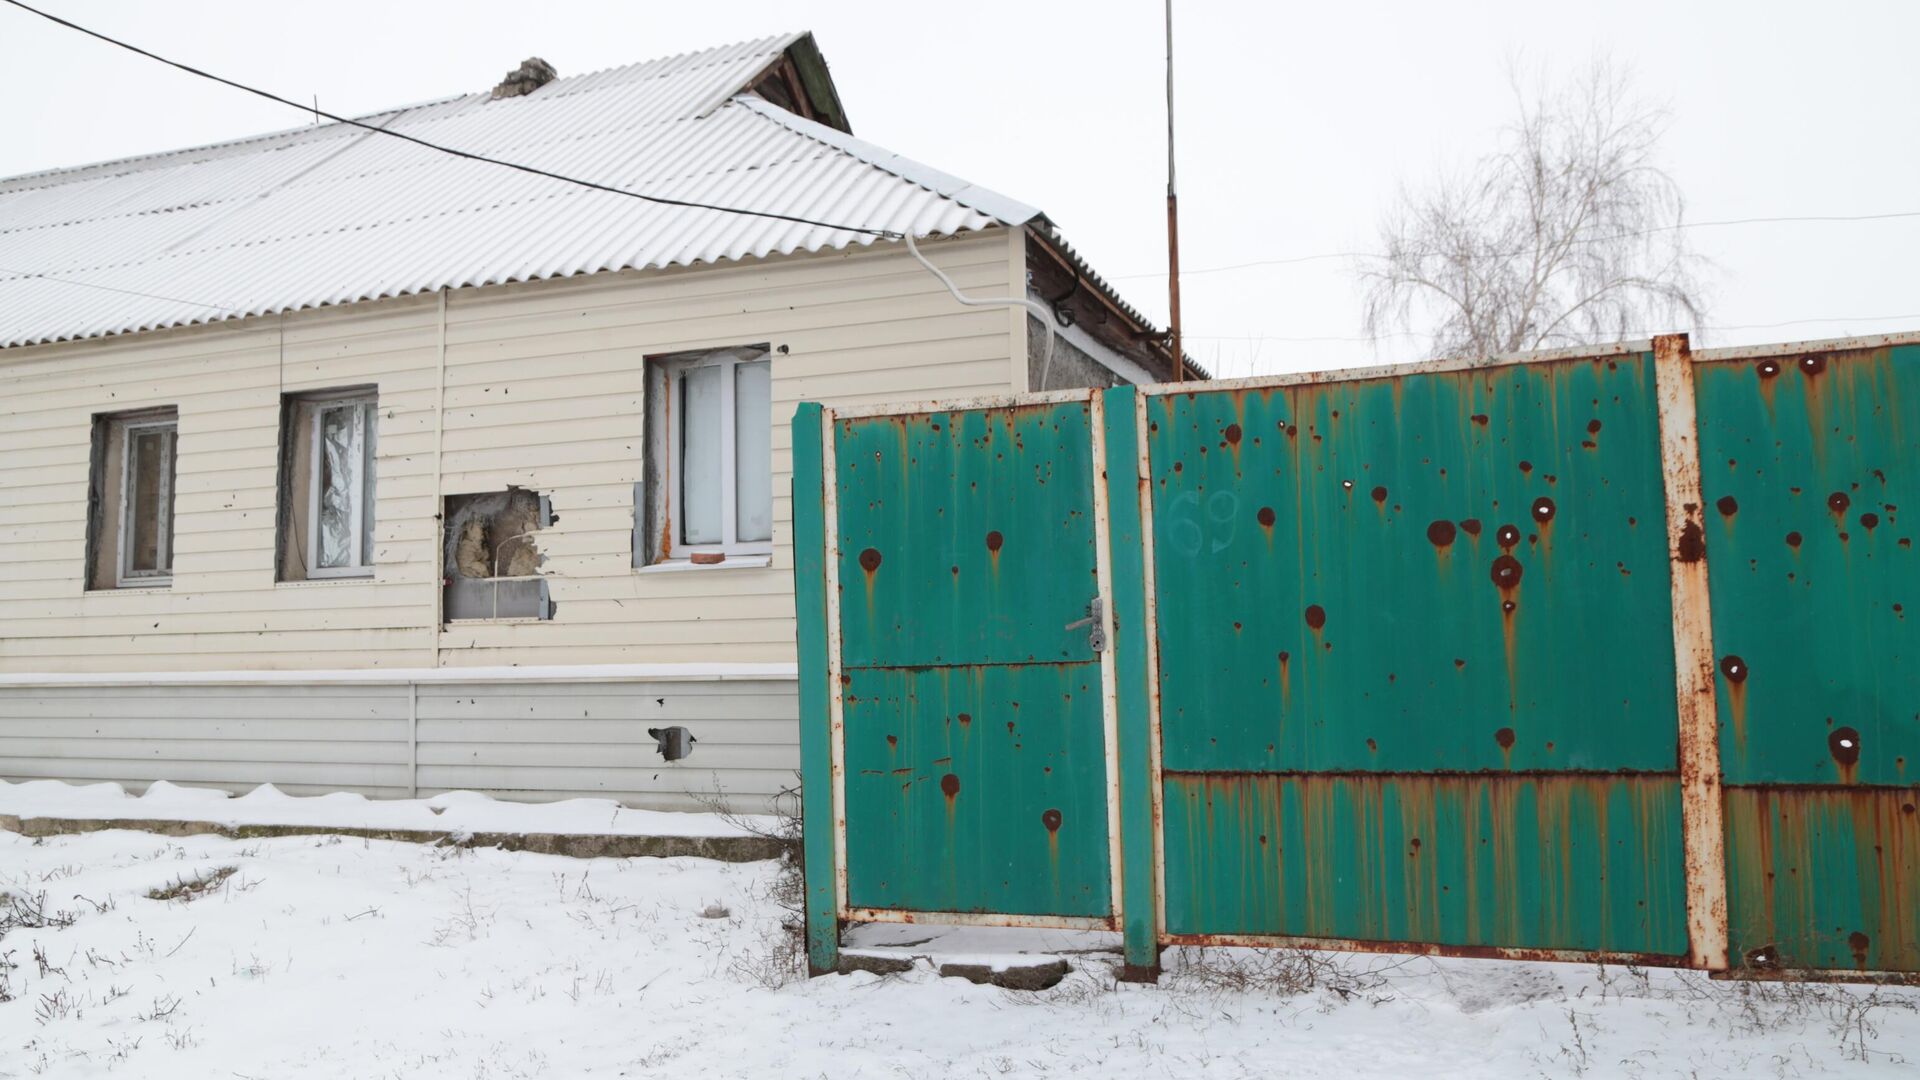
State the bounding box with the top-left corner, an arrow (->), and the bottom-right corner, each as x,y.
904,231 -> 1057,391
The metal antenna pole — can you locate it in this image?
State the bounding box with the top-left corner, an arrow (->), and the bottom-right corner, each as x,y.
1165,0 -> 1185,382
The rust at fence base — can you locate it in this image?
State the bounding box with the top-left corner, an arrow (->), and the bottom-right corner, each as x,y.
1119,961 -> 1163,983
1162,932 -> 1692,970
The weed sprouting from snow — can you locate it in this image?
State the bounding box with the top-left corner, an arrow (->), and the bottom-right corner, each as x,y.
698,780 -> 807,989
145,865 -> 236,903
429,885 -> 495,947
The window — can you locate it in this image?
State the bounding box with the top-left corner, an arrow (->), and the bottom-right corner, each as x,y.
277,390 -> 377,581
641,346 -> 772,565
86,408 -> 178,589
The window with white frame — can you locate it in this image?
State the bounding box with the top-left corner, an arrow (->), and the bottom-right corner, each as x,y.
86,408 -> 178,590
277,390 -> 377,580
641,346 -> 772,564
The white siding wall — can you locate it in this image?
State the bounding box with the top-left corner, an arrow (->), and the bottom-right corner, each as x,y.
0,678 -> 801,811
0,230 -> 1021,674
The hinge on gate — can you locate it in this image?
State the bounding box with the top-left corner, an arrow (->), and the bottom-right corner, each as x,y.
1065,596 -> 1106,652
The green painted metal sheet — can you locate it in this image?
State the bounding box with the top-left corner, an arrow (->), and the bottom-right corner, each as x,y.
1725,787 -> 1920,972
842,663 -> 1110,917
1694,344 -> 1920,786
1100,386 -> 1162,972
835,404 -> 1099,669
1162,773 -> 1688,956
1145,356 -> 1679,774
791,401 -> 840,974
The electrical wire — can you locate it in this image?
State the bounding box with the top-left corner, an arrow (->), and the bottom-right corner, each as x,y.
0,0 -> 903,241
1112,209 -> 1920,281
904,232 -> 1056,387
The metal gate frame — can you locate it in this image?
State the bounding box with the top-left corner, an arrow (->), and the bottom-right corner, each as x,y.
796,331 -> 1920,982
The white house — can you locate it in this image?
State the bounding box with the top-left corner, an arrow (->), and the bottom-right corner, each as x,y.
0,33 -> 1178,811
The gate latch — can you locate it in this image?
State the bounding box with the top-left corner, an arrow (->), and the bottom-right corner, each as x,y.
1065,596 -> 1106,652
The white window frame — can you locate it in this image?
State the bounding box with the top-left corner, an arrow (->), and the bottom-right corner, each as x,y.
304,394 -> 378,579
116,417 -> 177,588
661,348 -> 773,561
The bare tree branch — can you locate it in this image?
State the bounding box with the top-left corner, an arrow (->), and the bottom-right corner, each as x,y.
1361,58 -> 1708,359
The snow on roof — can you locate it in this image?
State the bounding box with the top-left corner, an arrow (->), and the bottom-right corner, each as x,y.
0,32 -> 1049,349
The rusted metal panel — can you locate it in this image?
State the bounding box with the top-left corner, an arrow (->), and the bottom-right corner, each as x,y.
1694,341 -> 1920,973
1694,344 -> 1920,787
840,663 -> 1111,918
831,398 -> 1113,923
834,402 -> 1099,669
1724,787 -> 1919,973
1144,353 -> 1678,774
1160,773 -> 1688,955
1652,333 -> 1730,970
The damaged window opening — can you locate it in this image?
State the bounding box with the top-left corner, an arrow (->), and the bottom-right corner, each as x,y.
277,389 -> 378,581
639,345 -> 772,567
86,408 -> 178,590
443,488 -> 555,621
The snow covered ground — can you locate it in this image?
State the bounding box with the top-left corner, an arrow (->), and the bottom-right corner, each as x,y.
1,795 -> 1916,1078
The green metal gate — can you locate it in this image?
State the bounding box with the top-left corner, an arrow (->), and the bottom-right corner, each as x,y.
794,332 -> 1920,982
799,395 -> 1120,931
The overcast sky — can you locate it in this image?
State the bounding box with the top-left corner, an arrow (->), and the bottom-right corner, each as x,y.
3,0 -> 1915,377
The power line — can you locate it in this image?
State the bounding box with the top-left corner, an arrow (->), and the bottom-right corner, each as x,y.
0,264 -> 242,313
1113,209 -> 1920,281
1184,310 -> 1920,347
0,0 -> 902,240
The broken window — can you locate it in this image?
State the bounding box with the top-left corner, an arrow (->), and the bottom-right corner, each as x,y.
277,389 -> 378,581
639,345 -> 773,566
443,488 -> 555,620
86,408 -> 178,589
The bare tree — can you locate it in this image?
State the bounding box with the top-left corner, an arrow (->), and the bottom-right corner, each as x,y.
1362,61 -> 1706,359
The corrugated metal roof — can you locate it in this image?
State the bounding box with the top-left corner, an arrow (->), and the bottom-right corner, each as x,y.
0,32 -> 1061,349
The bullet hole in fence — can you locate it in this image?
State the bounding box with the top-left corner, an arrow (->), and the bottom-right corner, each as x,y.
1224,423 -> 1242,446
941,774 -> 961,798
1532,497 -> 1556,523
1490,555 -> 1523,588
1800,354 -> 1827,376
1304,604 -> 1326,630
1428,520 -> 1457,548
1829,492 -> 1851,514
1494,727 -> 1516,750
1756,359 -> 1780,379
1459,518 -> 1482,537
1042,808 -> 1063,833
1716,496 -> 1738,517
1257,506 -> 1276,527
1371,485 -> 1388,505
986,530 -> 1004,552
1720,655 -> 1747,683
1496,524 -> 1521,550
859,548 -> 882,572
1828,727 -> 1861,766
1861,512 -> 1880,531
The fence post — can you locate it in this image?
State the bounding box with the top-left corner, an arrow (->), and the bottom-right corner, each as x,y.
1652,333 -> 1730,971
791,401 -> 841,976
1100,386 -> 1163,980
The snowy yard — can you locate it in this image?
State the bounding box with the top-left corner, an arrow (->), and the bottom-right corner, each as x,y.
1,785 -> 1917,1078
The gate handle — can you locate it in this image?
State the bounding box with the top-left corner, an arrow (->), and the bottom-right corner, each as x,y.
1065,597 -> 1107,652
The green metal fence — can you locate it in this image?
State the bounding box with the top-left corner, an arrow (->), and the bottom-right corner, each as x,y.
794,333 -> 1920,982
